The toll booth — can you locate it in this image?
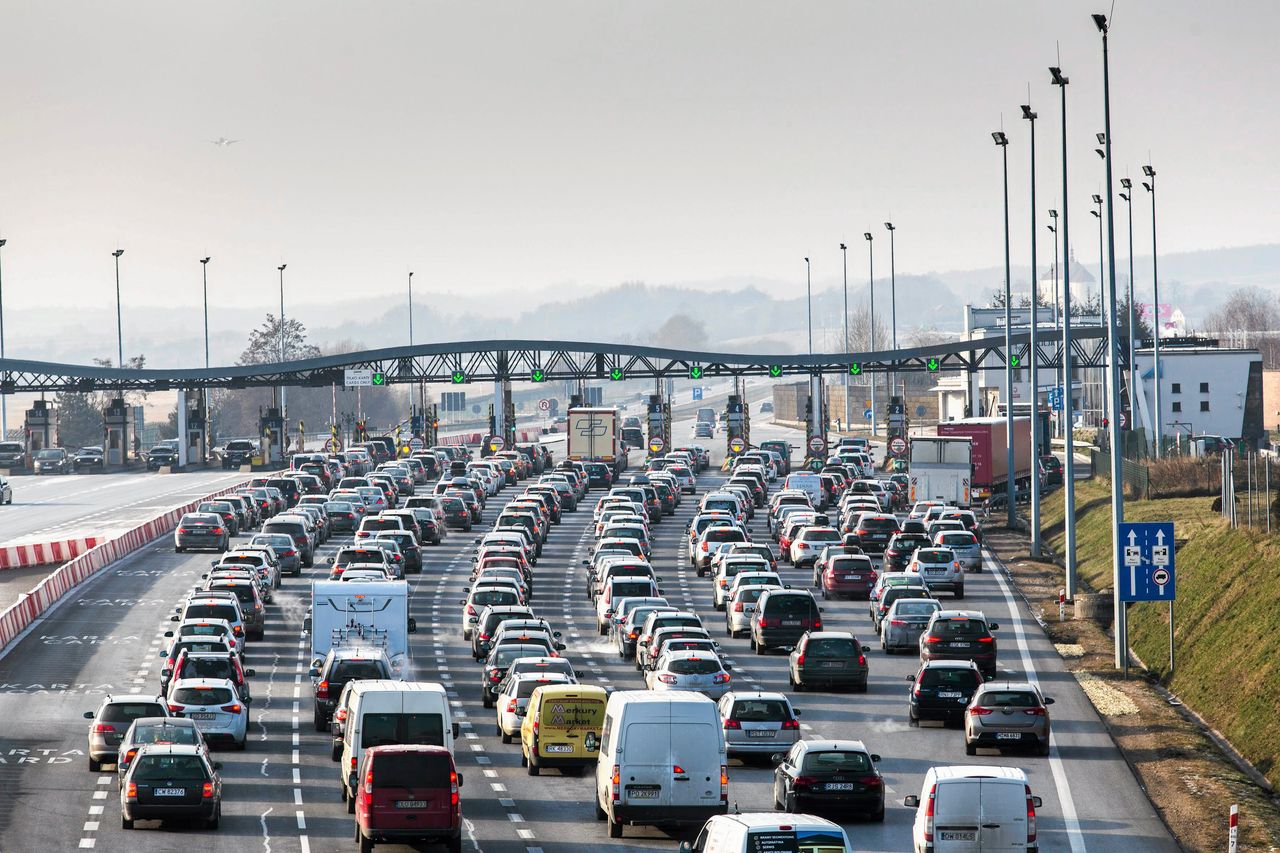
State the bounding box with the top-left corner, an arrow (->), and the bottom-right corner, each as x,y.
725,395 -> 749,456
103,397 -> 136,466
25,400 -> 58,453
886,396 -> 908,440
185,394 -> 208,465
259,407 -> 286,466
803,390 -> 830,471
647,394 -> 670,456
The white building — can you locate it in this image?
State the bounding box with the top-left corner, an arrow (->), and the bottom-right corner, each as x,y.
1131,346 -> 1263,444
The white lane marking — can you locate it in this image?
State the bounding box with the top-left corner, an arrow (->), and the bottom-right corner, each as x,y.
78,840 -> 95,849
985,546 -> 1087,853
259,806 -> 274,853
295,810 -> 306,829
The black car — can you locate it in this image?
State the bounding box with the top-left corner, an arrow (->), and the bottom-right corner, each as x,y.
884,533 -> 931,571
146,443 -> 179,471
771,740 -> 884,820
221,439 -> 257,469
1040,454 -> 1064,487
33,447 -> 73,474
0,441 -> 27,470
908,659 -> 984,725
120,744 -> 222,830
73,446 -> 107,472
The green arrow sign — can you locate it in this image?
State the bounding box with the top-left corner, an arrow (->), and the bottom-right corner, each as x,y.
451,370 -> 466,384
610,368 -> 625,381
768,365 -> 782,378
1010,354 -> 1021,368
371,372 -> 385,386
927,358 -> 940,372
690,366 -> 704,380
531,369 -> 545,382
849,363 -> 862,376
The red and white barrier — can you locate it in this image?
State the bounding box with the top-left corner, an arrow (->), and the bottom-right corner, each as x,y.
0,478 -> 253,654
0,537 -> 103,570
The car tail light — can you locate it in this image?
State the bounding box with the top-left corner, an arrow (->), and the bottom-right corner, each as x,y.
713,673 -> 730,684
924,635 -> 941,644
923,782 -> 936,842
167,703 -> 184,713
222,703 -> 242,713
213,528 -> 225,535
1026,784 -> 1037,842
315,680 -> 330,699
890,619 -> 906,626
627,630 -> 638,640
178,528 -> 189,534
792,776 -> 817,789
968,706 -> 994,716
1024,707 -> 1048,716
611,765 -> 621,803
92,724 -> 115,733
701,542 -> 709,552
723,719 -> 741,729
466,605 -> 477,616
858,654 -> 866,666
126,782 -> 137,800
489,672 -> 501,682
657,674 -> 677,684
781,718 -> 800,730
721,765 -> 729,802
202,781 -> 215,799
733,601 -> 744,612
977,636 -> 995,643
506,699 -> 518,712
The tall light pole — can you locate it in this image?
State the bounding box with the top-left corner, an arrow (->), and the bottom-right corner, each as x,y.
1023,103 -> 1043,557
1051,63 -> 1079,599
1143,164 -> 1162,456
1048,209 -> 1059,324
884,222 -> 897,400
1091,194 -> 1104,325
865,232 -> 876,436
1120,177 -> 1137,438
408,271 -> 415,346
278,263 -> 287,420
112,249 -> 125,368
840,243 -> 851,431
994,129 -> 1016,528
804,257 -> 813,354
200,257 -> 211,464
1095,10 -> 1128,672
0,237 -> 7,437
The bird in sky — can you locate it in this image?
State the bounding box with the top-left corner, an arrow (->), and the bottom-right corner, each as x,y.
210,137 -> 240,147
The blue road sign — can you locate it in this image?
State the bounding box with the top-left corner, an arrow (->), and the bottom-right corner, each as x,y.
692,387 -> 704,401
863,408 -> 873,421
1046,386 -> 1064,412
1117,521 -> 1175,602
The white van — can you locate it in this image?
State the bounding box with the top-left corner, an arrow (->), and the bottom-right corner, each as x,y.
595,691 -> 727,838
337,681 -> 458,809
783,473 -> 826,509
904,765 -> 1043,852
681,813 -> 852,853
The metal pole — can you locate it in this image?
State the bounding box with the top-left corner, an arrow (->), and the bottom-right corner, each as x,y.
886,223 -> 898,403
1168,600 -> 1174,680
805,257 -> 813,355
1025,105 -> 1042,557
112,249 -> 125,367
866,233 -> 876,437
1097,14 -> 1128,670
408,271 -> 415,346
840,243 -> 851,431
1268,454 -> 1271,534
1144,169 -> 1162,456
1051,64 -> 1079,599
995,131 -> 1015,528
0,237 -> 7,438
201,256 -> 211,464
1123,186 -> 1137,441
278,264 -> 287,420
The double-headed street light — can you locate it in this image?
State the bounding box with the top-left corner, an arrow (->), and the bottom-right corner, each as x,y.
278,263 -> 287,420
1119,177 -> 1137,432
840,243 -> 851,430
993,130 -> 1016,528
408,271 -> 415,346
1091,194 -> 1105,322
200,257 -> 211,463
1143,164 -> 1162,456
112,249 -> 125,368
1048,209 -> 1059,323
865,232 -> 876,434
1022,103 -> 1043,558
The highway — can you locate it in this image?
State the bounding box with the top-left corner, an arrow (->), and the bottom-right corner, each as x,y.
0,412 -> 1176,853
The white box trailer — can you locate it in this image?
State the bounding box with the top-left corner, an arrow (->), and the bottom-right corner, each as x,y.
908,436 -> 972,508
307,580 -> 417,667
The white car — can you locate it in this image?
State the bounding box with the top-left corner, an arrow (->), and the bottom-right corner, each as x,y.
646,650 -> 733,699
494,672 -> 574,742
166,677 -> 249,749
712,560 -> 774,610
724,586 -> 768,639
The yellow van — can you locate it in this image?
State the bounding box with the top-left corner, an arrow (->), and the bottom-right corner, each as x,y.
520,684 -> 608,775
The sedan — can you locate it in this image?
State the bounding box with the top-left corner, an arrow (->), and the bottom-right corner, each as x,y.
645,650 -> 732,699
717,691 -> 800,759
771,739 -> 884,820
73,446 -> 106,472
964,680 -> 1054,756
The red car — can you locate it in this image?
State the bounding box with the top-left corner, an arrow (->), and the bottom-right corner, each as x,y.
821,554 -> 878,600
355,745 -> 462,853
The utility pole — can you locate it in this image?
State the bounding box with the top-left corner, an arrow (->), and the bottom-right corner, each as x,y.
1023,103 -> 1043,558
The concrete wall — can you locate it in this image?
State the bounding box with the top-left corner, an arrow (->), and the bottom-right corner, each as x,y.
1264,370 -> 1280,431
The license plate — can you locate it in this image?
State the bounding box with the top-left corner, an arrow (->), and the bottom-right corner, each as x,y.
395,800 -> 428,809
926,567 -> 945,574
825,782 -> 855,791
996,732 -> 1023,740
747,729 -> 775,738
154,788 -> 185,797
937,691 -> 961,699
843,575 -> 861,580
781,619 -> 802,626
190,713 -> 216,721
949,642 -> 969,649
820,661 -> 843,669
627,786 -> 660,799
544,744 -> 574,753
940,831 -> 977,841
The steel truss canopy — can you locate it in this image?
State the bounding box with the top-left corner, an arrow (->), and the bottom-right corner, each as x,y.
0,328 -> 1117,393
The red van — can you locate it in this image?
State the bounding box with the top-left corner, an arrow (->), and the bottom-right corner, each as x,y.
354,745 -> 461,853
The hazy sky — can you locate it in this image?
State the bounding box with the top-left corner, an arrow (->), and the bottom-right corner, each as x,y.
1,0 -> 1276,347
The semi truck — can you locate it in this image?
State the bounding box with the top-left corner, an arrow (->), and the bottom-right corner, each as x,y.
908,436 -> 973,508
566,406 -> 628,474
936,417 -> 1033,502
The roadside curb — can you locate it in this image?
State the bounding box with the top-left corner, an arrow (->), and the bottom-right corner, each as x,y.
0,537 -> 103,570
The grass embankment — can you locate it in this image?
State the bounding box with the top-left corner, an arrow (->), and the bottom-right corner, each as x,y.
1039,479 -> 1280,787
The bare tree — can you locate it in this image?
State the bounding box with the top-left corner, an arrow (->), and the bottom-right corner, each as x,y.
1205,287 -> 1280,367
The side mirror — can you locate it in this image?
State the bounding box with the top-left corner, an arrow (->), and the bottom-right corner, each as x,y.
769,753 -> 786,767
723,662 -> 732,671
459,599 -> 467,606
170,615 -> 179,622
679,844 -> 693,853
213,762 -> 224,770
870,753 -> 881,763
905,674 -> 915,681
161,668 -> 173,678
456,772 -> 464,787
308,666 -> 321,678
83,711 -> 95,719
988,623 -> 999,631
452,723 -> 460,738
1043,696 -> 1054,705
303,616 -> 312,633
244,697 -> 253,705
818,607 -> 825,613
163,631 -> 174,638
904,795 -> 920,808
552,631 -> 562,638
245,668 -> 257,677
1032,796 -> 1043,808
555,643 -> 566,651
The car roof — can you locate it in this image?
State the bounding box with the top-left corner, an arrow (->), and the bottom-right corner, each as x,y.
926,765 -> 1029,783
133,743 -> 205,757
793,739 -> 870,754
171,677 -> 236,689
934,609 -> 991,621
723,690 -> 789,703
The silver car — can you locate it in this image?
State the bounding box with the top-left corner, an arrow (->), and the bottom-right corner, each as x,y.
964,680 -> 1054,756
906,547 -> 966,599
879,597 -> 943,653
717,691 -> 801,757
725,586 -> 768,639
934,529 -> 982,571
645,650 -> 733,699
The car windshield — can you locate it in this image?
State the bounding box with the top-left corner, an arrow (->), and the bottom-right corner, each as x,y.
132,754 -> 206,782
666,657 -> 721,675
730,699 -> 790,721
801,750 -> 872,773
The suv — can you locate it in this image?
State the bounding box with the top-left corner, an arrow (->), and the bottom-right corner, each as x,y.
221,439 -> 257,469
787,631 -> 868,692
167,649 -> 255,701
310,645 -> 395,731
749,589 -> 823,654
261,517 -> 314,567
119,744 -> 222,830
0,441 -> 26,470
849,513 -> 901,553
84,695 -> 169,771
907,659 -> 984,725
919,610 -> 1000,678
145,441 -> 179,471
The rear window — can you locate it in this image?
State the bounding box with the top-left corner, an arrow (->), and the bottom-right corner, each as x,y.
917,550 -> 953,564
862,517 -> 900,531
940,533 -> 978,546
180,659 -> 233,680
133,725 -> 199,746
801,750 -> 872,774
101,702 -> 166,723
704,528 -> 746,543
932,618 -> 991,639
730,699 -> 790,721
976,690 -> 1039,708
361,713 -> 445,749
920,667 -> 981,689
804,637 -> 856,658
894,600 -> 941,617
762,594 -> 818,616
185,604 -> 238,622
473,590 -> 518,606
371,751 -> 451,787
132,755 -> 206,782
667,657 -> 721,675
611,581 -> 654,597
331,660 -> 388,681
652,616 -> 701,632
735,587 -> 767,604
362,519 -> 401,531
172,687 -> 233,705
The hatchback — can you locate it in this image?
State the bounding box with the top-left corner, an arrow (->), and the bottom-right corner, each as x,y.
880,597 -> 943,653
166,679 -> 250,749
964,680 -> 1054,756
646,650 -> 733,699
120,744 -> 222,830
116,718 -> 208,785
820,554 -> 877,600
85,696 -> 169,771
717,691 -> 800,759
934,530 -> 983,571
787,631 -> 868,693
907,659 -> 984,725
919,610 -> 1000,678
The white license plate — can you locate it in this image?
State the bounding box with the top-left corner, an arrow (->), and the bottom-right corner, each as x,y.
843,575 -> 861,580
820,661 -> 843,669
925,568 -> 945,573
190,713 -> 216,721
544,744 -> 574,753
825,782 -> 855,791
949,642 -> 969,649
940,831 -> 976,841
627,786 -> 660,799
996,732 -> 1023,740
937,692 -> 961,699
746,729 -> 775,738
781,619 -> 802,626
154,788 -> 185,797
395,800 -> 428,809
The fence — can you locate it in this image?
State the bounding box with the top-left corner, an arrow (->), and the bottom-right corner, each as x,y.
1090,449 -> 1152,499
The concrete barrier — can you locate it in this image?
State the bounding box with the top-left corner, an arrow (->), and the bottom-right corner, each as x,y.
0,477 -> 254,654
0,537 -> 103,571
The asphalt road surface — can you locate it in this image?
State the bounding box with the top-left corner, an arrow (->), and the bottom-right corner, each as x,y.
0,415 -> 1177,852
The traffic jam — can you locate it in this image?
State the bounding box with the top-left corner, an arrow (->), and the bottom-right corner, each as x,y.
66,411 -> 1055,853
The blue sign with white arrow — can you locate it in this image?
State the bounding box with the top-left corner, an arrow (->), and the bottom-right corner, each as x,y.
1117,521 -> 1175,602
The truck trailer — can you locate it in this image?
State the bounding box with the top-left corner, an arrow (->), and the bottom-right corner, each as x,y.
936,417 -> 1032,501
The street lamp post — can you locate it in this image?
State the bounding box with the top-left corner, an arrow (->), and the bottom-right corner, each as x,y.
200,257 -> 211,464
1120,178 -> 1137,438
1143,164 -> 1162,456
1023,103 -> 1043,558
884,222 -> 897,400
994,130 -> 1016,528
408,271 -> 415,346
1095,11 -> 1128,672
1091,194 -> 1104,427
278,264 -> 287,420
1050,63 -> 1079,599
804,257 -> 813,355
840,243 -> 851,431
1047,214 -> 1060,437
112,249 -> 125,368
0,237 -> 7,438
865,232 -> 876,436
